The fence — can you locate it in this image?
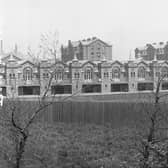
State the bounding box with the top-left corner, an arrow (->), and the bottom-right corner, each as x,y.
3,91 -> 168,127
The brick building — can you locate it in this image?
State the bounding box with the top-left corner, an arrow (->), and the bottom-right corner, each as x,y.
61,37 -> 112,62
135,42 -> 168,61
0,40 -> 168,97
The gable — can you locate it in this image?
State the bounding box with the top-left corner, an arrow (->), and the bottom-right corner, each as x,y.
137,61 -> 148,67
51,61 -> 67,68
101,61 -> 111,67
88,39 -> 111,47
20,60 -> 35,66
2,54 -> 22,62
81,61 -> 96,68
111,61 -> 123,67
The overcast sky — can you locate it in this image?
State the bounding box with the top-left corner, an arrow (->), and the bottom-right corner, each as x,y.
1,0 -> 168,60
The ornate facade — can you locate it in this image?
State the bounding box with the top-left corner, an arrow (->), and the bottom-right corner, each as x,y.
1,39 -> 168,97
0,51 -> 168,97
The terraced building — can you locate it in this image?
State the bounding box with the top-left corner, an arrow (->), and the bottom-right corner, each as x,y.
0,40 -> 168,97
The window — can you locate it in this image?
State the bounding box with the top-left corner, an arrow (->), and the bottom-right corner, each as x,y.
104,72 -> 109,78
148,71 -> 152,77
142,50 -> 147,55
74,72 -> 80,79
84,67 -> 93,80
9,73 -> 15,79
55,69 -> 63,81
97,43 -> 101,50
43,73 -> 49,79
23,67 -> 32,80
131,72 -> 135,78
97,52 -> 101,57
138,66 -> 146,78
161,67 -> 168,78
91,52 -> 94,55
158,48 -> 164,54
112,67 -> 120,79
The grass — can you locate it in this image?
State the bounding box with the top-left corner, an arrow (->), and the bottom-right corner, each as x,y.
27,122 -> 139,168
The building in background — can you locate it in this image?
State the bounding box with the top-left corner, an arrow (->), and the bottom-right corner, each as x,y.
135,42 -> 168,61
61,37 -> 112,62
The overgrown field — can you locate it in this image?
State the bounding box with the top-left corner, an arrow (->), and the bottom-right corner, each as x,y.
1,92 -> 168,167
0,122 -> 139,168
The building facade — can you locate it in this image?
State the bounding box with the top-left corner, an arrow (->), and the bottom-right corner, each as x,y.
135,42 -> 168,61
1,39 -> 168,97
0,51 -> 168,97
61,37 -> 112,62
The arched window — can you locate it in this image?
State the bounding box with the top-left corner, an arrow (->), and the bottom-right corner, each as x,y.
23,67 -> 32,80
84,67 -> 93,80
112,67 -> 120,79
161,67 -> 168,78
55,69 -> 64,81
138,66 -> 146,78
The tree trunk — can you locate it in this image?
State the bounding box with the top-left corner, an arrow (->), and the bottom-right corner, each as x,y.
15,135 -> 27,168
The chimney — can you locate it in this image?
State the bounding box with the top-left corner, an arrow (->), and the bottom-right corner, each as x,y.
0,40 -> 3,54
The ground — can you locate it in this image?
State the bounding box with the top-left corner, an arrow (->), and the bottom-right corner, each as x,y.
26,122 -> 138,168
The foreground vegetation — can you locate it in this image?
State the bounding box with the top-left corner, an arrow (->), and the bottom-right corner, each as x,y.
0,122 -> 139,168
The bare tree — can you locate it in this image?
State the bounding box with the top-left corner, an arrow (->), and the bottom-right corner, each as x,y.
0,72 -> 55,168
39,31 -> 60,63
27,46 -> 41,63
134,74 -> 168,168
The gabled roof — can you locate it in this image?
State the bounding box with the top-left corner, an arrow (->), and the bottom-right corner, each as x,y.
81,60 -> 97,67
1,52 -> 22,62
111,60 -> 123,66
51,60 -> 68,68
20,60 -> 36,66
70,37 -> 111,47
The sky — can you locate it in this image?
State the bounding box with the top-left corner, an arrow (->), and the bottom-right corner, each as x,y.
1,0 -> 168,60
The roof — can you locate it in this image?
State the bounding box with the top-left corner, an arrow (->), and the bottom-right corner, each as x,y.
64,37 -> 111,48
137,42 -> 168,50
1,51 -> 23,62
